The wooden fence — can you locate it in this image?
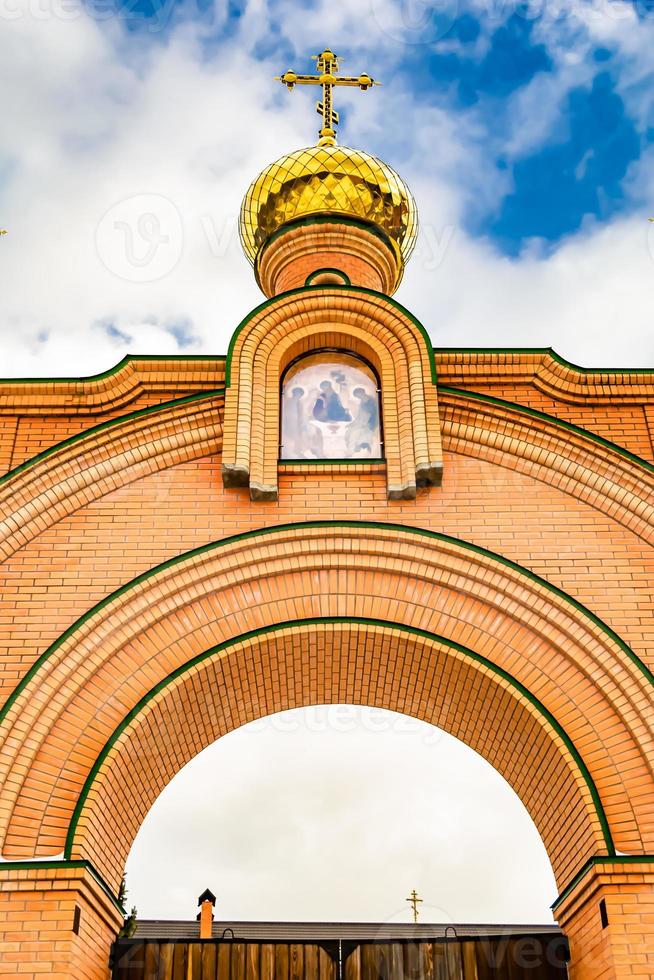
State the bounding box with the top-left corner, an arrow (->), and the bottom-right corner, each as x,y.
112,936 -> 568,980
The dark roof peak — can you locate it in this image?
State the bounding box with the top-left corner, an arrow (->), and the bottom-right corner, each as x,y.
198,889 -> 216,906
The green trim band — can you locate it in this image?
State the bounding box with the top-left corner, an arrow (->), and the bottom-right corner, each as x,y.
439,385 -> 654,475
0,858 -> 124,913
0,353 -> 226,387
254,214 -> 400,276
225,285 -> 438,387
3,520 -> 651,731
0,389 -> 225,487
1,347 -> 651,389
433,347 -> 654,376
64,616 -> 614,860
551,855 -> 654,911
305,268 -> 352,287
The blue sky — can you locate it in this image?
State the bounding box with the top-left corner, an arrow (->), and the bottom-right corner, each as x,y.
2,0 -> 654,370
81,0 -> 654,255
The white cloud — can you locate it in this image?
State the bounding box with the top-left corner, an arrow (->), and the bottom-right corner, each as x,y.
126,708 -> 556,923
405,209 -> 654,365
1,0 -> 653,376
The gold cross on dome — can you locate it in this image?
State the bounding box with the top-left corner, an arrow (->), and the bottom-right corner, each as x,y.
275,48 -> 379,146
406,889 -> 423,923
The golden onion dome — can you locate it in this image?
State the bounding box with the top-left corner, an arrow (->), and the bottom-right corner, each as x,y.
239,144 -> 418,271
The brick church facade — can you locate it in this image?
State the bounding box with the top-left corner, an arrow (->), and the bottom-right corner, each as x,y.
1,50 -> 653,980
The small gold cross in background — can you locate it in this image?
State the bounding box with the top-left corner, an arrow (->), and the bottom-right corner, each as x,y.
406,889 -> 423,923
275,48 -> 379,146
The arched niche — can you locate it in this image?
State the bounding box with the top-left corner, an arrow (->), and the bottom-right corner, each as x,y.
280,351 -> 383,462
221,288 -> 443,500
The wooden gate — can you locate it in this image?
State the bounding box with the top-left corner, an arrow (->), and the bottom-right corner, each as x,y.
111,935 -> 569,980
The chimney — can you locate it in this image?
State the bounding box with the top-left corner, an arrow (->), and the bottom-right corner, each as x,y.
196,888 -> 216,939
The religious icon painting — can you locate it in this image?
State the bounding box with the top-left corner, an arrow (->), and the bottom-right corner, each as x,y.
280,352 -> 382,460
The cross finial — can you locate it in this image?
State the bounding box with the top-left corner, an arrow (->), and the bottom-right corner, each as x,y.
275,48 -> 379,146
406,889 -> 423,923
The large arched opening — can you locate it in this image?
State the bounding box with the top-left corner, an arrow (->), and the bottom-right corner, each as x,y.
65,618 -> 607,891
124,703 -> 559,923
0,522 -> 652,979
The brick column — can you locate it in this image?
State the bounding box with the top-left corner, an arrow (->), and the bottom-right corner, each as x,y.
0,860 -> 124,980
554,858 -> 654,979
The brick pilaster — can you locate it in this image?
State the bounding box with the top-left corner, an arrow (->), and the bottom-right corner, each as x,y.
554,858 -> 654,979
0,861 -> 124,980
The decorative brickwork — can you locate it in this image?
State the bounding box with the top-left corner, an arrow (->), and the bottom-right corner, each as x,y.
256,221 -> 399,296
221,287 -> 443,499
0,348 -> 653,978
3,84 -> 654,976
70,618 -> 606,891
0,522 -> 651,880
0,862 -> 123,979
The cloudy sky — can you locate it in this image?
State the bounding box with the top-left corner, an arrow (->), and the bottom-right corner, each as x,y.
4,0 -> 654,924
126,708 -> 557,924
2,0 -> 654,374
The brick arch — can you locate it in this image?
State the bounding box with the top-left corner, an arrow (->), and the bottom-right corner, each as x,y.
0,384 -> 654,560
67,619 -> 608,892
0,384 -> 651,569
0,390 -> 224,561
439,388 -> 654,545
0,523 -> 652,893
220,287 -> 444,499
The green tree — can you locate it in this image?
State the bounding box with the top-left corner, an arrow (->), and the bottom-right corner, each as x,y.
117,877 -> 137,939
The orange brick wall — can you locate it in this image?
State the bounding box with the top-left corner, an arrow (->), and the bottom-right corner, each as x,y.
556,861 -> 654,979
0,392 -> 217,472
0,416 -> 17,474
0,347 -> 652,979
2,351 -> 653,472
451,388 -> 654,463
0,357 -> 226,474
0,865 -> 123,980
2,453 -> 652,699
8,398 -> 158,469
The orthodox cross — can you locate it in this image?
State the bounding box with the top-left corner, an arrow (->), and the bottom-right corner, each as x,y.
406,889 -> 423,923
275,48 -> 379,146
